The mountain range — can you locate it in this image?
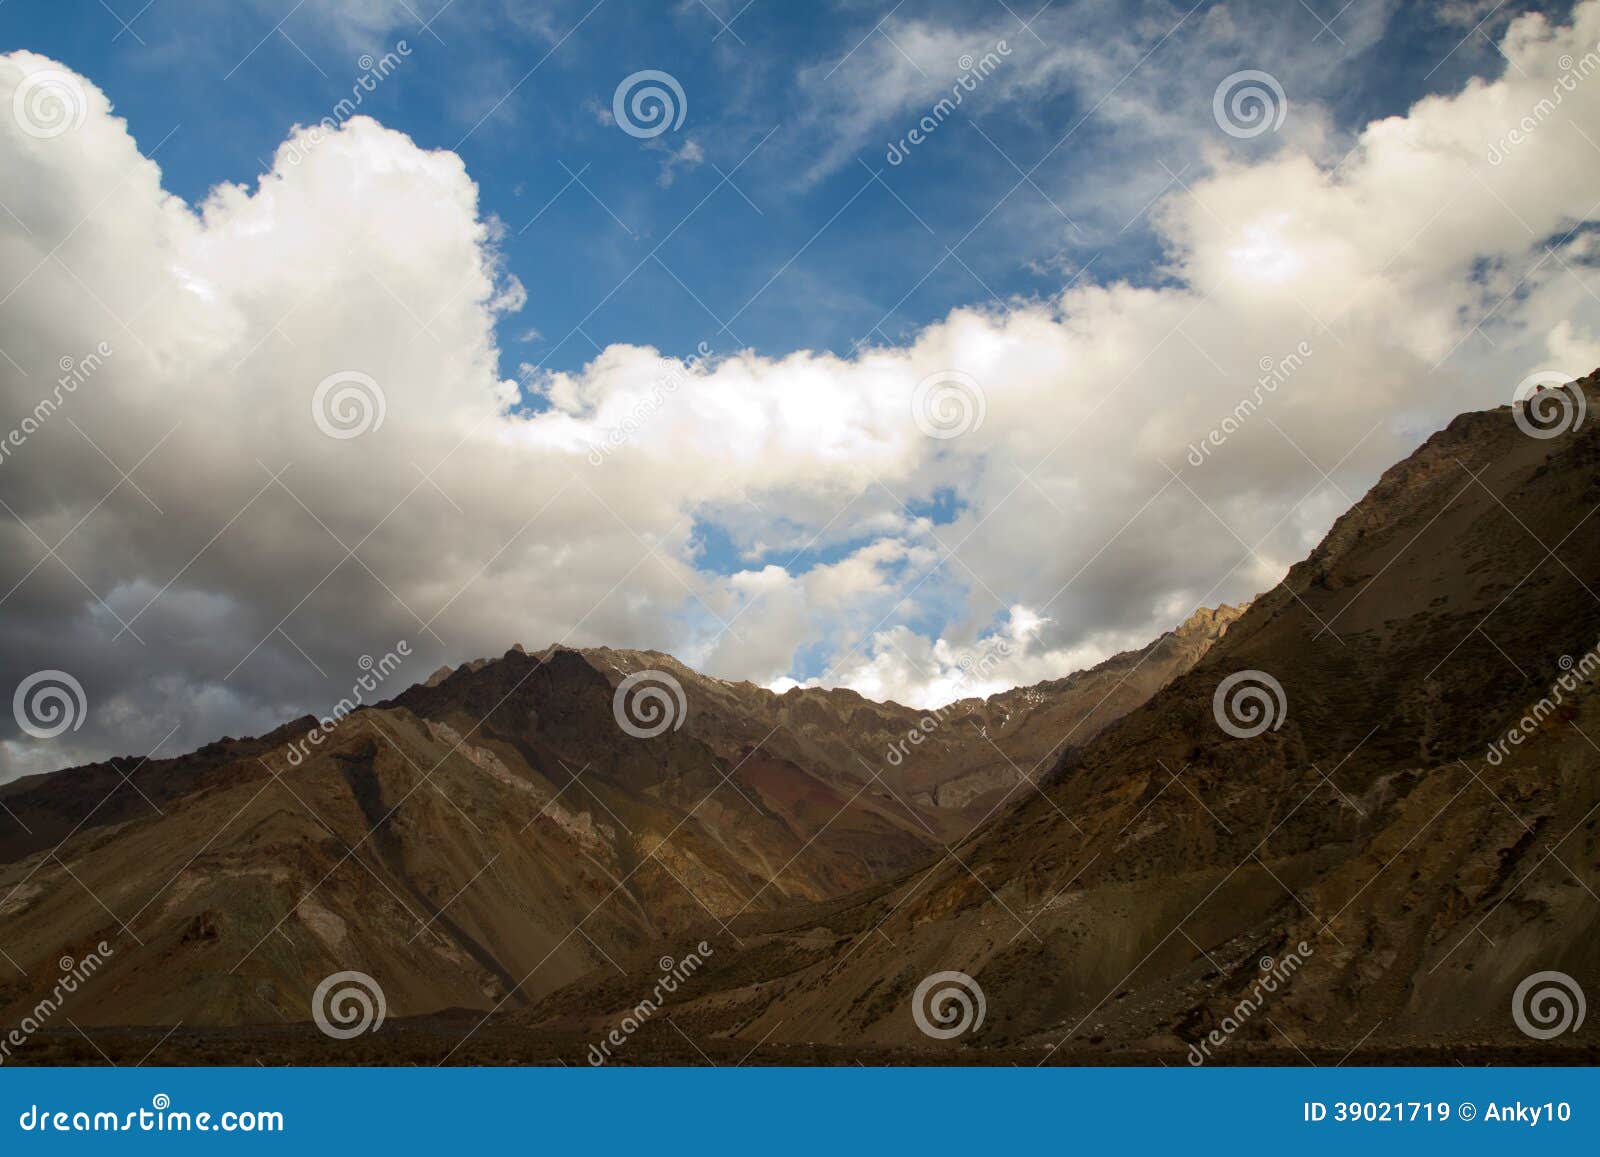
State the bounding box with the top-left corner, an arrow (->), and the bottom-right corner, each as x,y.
2,376 -> 1598,1064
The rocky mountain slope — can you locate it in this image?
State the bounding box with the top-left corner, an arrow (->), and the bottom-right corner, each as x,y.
12,377 -> 1598,1065
0,605 -> 1235,1029
515,376 -> 1600,1062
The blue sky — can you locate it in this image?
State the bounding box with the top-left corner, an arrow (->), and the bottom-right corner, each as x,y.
4,0 -> 1570,379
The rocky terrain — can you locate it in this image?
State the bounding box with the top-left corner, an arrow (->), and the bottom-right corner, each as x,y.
0,600 -> 1235,1032
3,378 -> 1598,1066
508,376 -> 1600,1063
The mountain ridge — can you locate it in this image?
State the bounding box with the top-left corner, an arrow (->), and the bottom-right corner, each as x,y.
510,376 -> 1600,1061
5,378 -> 1598,1063
0,597 -> 1240,1032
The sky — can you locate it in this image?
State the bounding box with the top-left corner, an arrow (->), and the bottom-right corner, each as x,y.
2,0 -> 1599,779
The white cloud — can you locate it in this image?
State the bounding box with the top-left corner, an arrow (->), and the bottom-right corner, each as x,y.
4,2 -> 1600,775
652,137 -> 705,187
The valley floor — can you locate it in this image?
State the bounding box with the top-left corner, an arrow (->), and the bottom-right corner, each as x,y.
7,1020 -> 1599,1068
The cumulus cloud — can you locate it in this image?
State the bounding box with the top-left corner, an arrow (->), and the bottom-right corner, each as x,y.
3,1 -> 1600,777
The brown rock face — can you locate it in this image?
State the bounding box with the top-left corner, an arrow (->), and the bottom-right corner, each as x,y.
0,598 -> 1229,1031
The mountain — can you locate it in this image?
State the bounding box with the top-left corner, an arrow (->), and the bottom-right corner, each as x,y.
9,376 -> 1599,1066
514,375 -> 1600,1062
0,605 -> 1236,1033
